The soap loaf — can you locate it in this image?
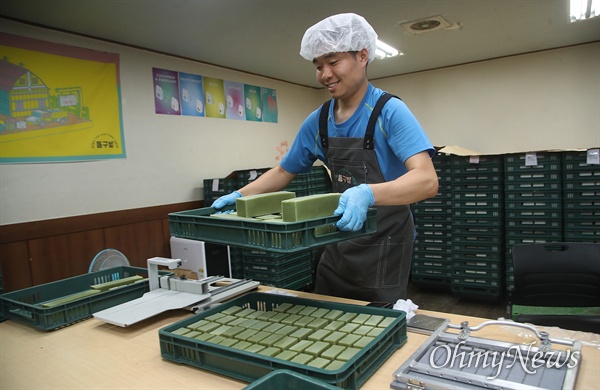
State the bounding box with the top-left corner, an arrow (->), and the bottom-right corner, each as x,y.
235,191 -> 296,218
281,193 -> 341,222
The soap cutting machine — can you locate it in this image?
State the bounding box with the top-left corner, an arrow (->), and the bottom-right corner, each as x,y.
93,257 -> 259,327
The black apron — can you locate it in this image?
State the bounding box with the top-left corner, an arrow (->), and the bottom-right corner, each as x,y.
313,93 -> 414,303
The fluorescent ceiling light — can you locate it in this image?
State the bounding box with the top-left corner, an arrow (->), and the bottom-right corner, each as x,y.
570,0 -> 599,21
375,39 -> 402,59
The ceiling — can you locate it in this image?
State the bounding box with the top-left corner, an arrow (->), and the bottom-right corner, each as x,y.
1,0 -> 599,89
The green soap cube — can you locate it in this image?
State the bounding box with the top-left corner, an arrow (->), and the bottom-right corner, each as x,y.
215,315 -> 238,324
323,332 -> 345,344
289,339 -> 313,353
194,332 -> 214,341
235,329 -> 258,341
207,335 -> 226,345
274,350 -> 298,361
351,313 -> 371,324
281,193 -> 341,222
354,336 -> 375,349
198,322 -> 221,333
231,340 -> 252,350
364,315 -> 384,327
322,345 -> 345,360
338,323 -> 359,333
258,333 -> 284,347
205,313 -> 225,321
324,310 -> 344,321
221,305 -> 243,315
238,319 -> 259,328
378,317 -> 396,328
325,361 -> 346,371
270,313 -> 289,323
324,321 -> 344,331
258,347 -> 281,357
228,317 -> 248,327
185,331 -> 201,339
367,327 -> 384,337
245,344 -> 265,353
306,318 -> 328,329
221,326 -> 245,338
273,325 -> 298,336
291,353 -> 313,365
307,357 -> 331,369
220,338 -> 238,347
307,329 -> 331,341
210,325 -> 232,336
187,319 -> 210,330
236,308 -> 257,317
294,316 -> 313,328
338,312 -> 357,322
247,331 -> 271,344
273,336 -> 298,350
273,302 -> 294,312
312,308 -> 331,318
248,320 -> 271,330
281,314 -> 302,325
286,305 -> 306,314
354,325 -> 374,336
305,341 -> 329,356
244,311 -> 262,319
172,327 -> 191,336
263,322 -> 285,333
289,327 -> 312,340
338,347 -> 361,362
338,334 -> 361,347
256,311 -> 278,321
236,191 -> 296,218
298,306 -> 318,316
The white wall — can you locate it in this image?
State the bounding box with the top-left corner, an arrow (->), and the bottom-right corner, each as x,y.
373,43 -> 600,154
0,20 -> 322,225
1,20 -> 598,226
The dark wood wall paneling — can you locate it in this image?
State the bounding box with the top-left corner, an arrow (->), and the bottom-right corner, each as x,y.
0,201 -> 203,292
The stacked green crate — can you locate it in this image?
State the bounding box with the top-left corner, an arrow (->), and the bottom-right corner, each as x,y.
562,149 -> 600,243
410,153 -> 453,289
504,152 -> 563,290
450,155 -> 505,299
242,250 -> 314,291
284,165 -> 332,196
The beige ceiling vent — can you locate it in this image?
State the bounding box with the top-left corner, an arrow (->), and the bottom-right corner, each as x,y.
400,15 -> 454,35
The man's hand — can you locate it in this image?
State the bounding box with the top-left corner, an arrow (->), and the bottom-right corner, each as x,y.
212,191 -> 242,209
334,184 -> 375,231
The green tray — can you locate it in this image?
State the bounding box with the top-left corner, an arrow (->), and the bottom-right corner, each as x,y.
243,369 -> 342,390
168,206 -> 377,253
159,292 -> 406,390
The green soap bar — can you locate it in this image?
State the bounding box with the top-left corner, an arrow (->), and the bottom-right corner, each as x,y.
209,325 -> 232,336
306,318 -> 328,329
364,315 -> 384,327
220,338 -> 238,347
215,315 -> 238,324
90,275 -> 144,291
289,339 -> 313,353
305,341 -> 329,356
298,306 -> 318,316
307,329 -> 331,341
244,344 -> 265,353
273,325 -> 298,336
194,332 -> 214,341
207,335 -> 226,345
248,320 -> 271,330
367,327 -> 384,337
338,312 -> 357,322
338,347 -> 361,362
286,305 -> 306,314
238,319 -> 259,328
235,329 -> 258,341
281,314 -> 302,325
294,316 -> 313,328
289,327 -> 312,340
322,345 -> 345,360
228,317 -> 248,327
185,330 -> 201,339
197,322 -> 221,333
378,317 -> 396,328
351,313 -> 371,324
308,357 -> 331,369
40,289 -> 101,308
323,332 -> 344,344
311,308 -> 331,318
258,333 -> 284,347
324,321 -> 344,331
263,322 -> 285,333
258,347 -> 281,357
236,191 -> 296,218
172,327 -> 191,336
291,353 -> 313,365
273,336 -> 298,350
256,311 -> 277,321
281,193 -> 341,222
220,326 -> 245,338
231,340 -> 252,351
205,313 -> 225,321
236,308 -> 257,317
273,302 -> 294,312
324,310 -> 344,320
274,350 -> 298,361
338,334 -> 361,347
354,336 -> 375,349
247,331 -> 271,344
325,361 -> 346,371
354,325 -> 374,336
221,305 -> 243,315
187,319 -> 210,330
338,323 -> 359,333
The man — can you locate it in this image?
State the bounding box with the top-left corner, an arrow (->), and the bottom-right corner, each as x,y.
214,13 -> 438,302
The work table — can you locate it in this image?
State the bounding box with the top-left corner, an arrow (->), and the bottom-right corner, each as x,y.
1,287 -> 599,389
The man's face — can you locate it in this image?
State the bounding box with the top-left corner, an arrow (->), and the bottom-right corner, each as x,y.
312,49 -> 368,100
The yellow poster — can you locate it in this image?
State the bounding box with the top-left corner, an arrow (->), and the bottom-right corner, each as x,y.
0,33 -> 125,163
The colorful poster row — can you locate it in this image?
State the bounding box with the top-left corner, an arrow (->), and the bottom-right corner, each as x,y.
152,68 -> 278,123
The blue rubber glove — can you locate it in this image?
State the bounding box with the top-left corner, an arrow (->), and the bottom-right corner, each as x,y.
212,191 -> 242,210
334,184 -> 375,232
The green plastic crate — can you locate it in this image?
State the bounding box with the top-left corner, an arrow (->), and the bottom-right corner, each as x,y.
159,292 -> 406,390
168,206 -> 377,253
243,369 -> 342,390
0,266 -> 171,331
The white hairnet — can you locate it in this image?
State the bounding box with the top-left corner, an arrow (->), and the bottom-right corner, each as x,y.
300,13 -> 378,63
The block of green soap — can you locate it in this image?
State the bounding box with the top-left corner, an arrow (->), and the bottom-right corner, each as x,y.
281,193 -> 341,222
298,306 -> 318,316
172,327 -> 191,336
354,325 -> 374,336
378,317 -> 395,328
220,338 -> 238,347
209,325 -> 232,336
338,312 -> 357,322
274,350 -> 298,361
263,322 -> 285,333
221,305 -> 243,315
354,336 -> 375,349
305,341 -> 329,356
258,347 -> 281,357
273,336 -> 298,350
312,308 -> 331,318
307,357 -> 331,369
207,335 -> 226,345
247,331 -> 271,344
324,310 -> 344,321
258,334 -> 284,347
351,313 -> 370,324
338,323 -> 359,333
289,327 -> 312,340
281,314 -> 302,325
291,353 -> 313,365
273,325 -> 298,336
273,302 -> 294,312
40,289 -> 101,308
338,347 -> 361,362
338,334 -> 361,347
235,328 -> 258,341
307,329 -> 331,341
289,339 -> 313,353
236,191 -> 296,218
231,340 -> 252,351
306,318 -> 328,329
193,332 -> 213,341
90,275 -> 144,291
286,305 -> 305,314
367,327 -> 384,337
364,315 -> 384,327
324,321 -> 344,331
325,361 -> 346,371
322,345 -> 345,360
323,332 -> 344,344
244,344 -> 265,353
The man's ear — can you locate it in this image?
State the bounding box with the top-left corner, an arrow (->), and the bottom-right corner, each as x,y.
358,48 -> 369,64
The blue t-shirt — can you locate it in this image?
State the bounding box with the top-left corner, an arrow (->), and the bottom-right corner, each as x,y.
281,84 -> 435,182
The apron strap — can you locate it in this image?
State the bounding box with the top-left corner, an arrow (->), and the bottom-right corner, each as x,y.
318,99 -> 332,150
364,93 -> 400,150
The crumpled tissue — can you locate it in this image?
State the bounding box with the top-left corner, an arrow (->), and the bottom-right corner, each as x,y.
393,299 -> 419,320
